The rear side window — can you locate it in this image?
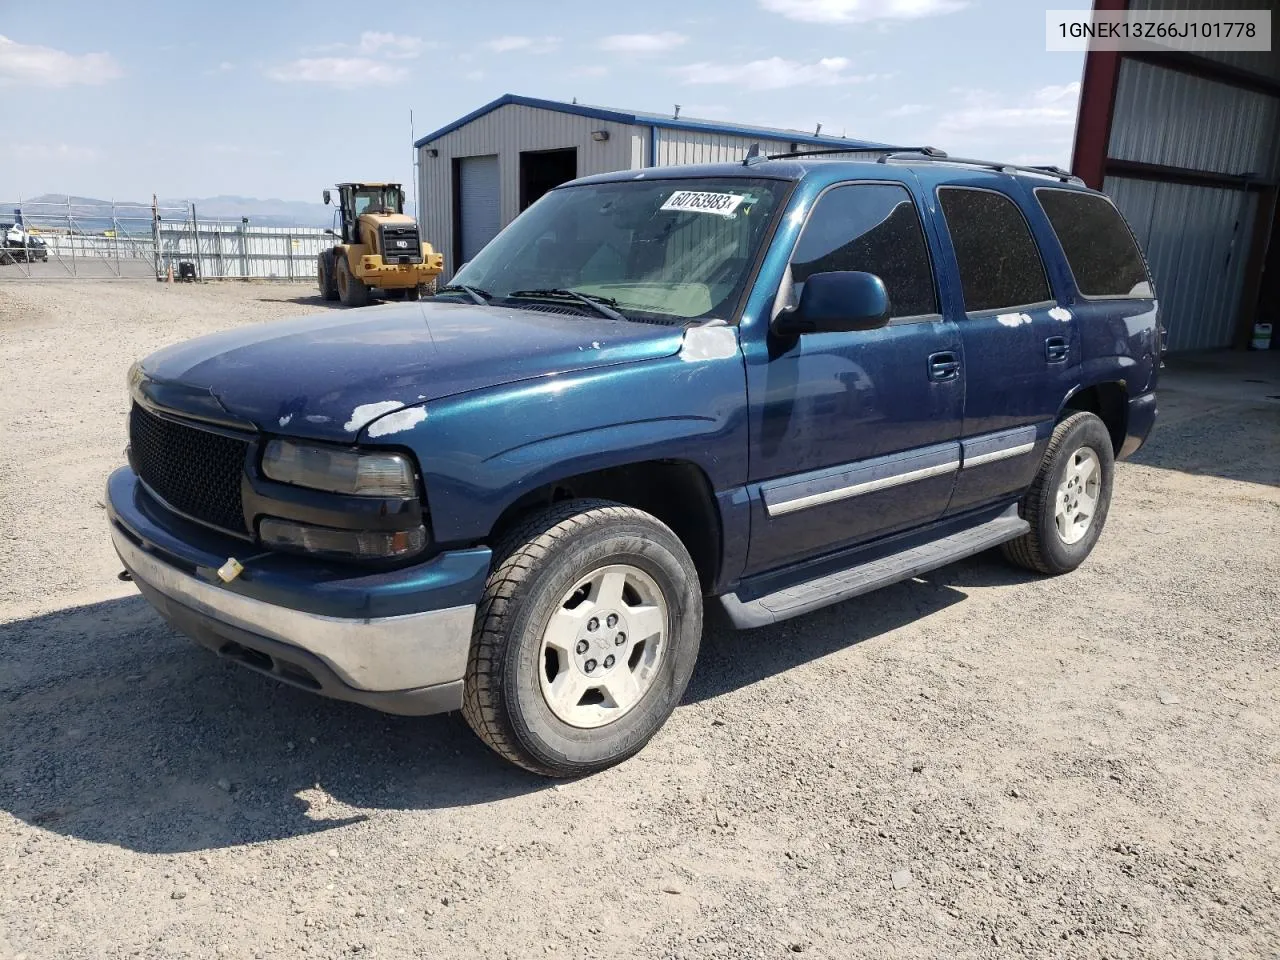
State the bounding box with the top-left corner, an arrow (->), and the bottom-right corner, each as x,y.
938,187 -> 1050,313
1036,188 -> 1152,298
790,183 -> 938,318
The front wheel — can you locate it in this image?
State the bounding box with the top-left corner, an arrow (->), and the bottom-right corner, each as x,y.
335,256 -> 370,307
1002,411 -> 1115,575
462,500 -> 703,778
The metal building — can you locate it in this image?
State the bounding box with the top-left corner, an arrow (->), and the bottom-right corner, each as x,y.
1073,0 -> 1279,352
413,94 -> 889,279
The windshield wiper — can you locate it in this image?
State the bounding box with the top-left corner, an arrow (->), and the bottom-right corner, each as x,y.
435,283 -> 491,305
506,288 -> 627,322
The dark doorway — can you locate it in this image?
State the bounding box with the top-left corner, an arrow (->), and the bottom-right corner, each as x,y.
519,148 -> 577,211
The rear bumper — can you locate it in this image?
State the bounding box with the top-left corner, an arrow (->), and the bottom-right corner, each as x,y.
1118,391 -> 1158,460
107,466 -> 491,715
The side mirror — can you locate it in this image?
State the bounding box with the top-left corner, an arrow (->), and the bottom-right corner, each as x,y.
772,271 -> 890,337
324,228 -> 337,237
322,189 -> 331,205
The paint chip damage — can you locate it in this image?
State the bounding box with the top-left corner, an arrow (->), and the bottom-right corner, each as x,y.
1049,307 -> 1072,322
680,319 -> 738,362
996,313 -> 1033,328
343,400 -> 404,433
365,406 -> 427,438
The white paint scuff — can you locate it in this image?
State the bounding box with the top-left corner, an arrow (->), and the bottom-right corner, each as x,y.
996,312 -> 1033,328
680,319 -> 738,362
278,414 -> 293,427
366,406 -> 427,438
343,400 -> 403,433
1048,307 -> 1072,322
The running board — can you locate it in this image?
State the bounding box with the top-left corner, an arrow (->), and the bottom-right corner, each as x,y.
719,506 -> 1029,628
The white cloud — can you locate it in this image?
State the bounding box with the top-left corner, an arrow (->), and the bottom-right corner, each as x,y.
266,57 -> 409,87
931,83 -> 1080,164
12,142 -> 101,162
759,0 -> 967,22
484,35 -> 561,54
356,31 -> 426,59
936,82 -> 1079,135
885,102 -> 926,117
599,32 -> 688,54
673,56 -> 884,90
0,35 -> 122,87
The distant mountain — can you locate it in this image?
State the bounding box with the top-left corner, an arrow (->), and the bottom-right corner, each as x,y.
18,193 -> 346,231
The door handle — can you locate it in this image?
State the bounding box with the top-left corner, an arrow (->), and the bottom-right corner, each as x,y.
1045,336 -> 1069,363
928,351 -> 961,382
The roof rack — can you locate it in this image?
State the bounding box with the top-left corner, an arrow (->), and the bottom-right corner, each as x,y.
755,144 -> 946,163
877,151 -> 1084,184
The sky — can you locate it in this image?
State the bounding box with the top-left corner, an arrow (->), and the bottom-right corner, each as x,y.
0,0 -> 1088,204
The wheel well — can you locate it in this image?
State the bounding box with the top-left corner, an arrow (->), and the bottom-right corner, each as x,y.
490,460 -> 722,593
1063,382 -> 1127,454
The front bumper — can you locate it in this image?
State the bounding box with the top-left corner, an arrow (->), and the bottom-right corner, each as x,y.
107,466 -> 491,715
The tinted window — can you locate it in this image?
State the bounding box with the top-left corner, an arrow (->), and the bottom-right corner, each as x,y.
1037,188 -> 1151,298
938,187 -> 1051,313
790,183 -> 937,318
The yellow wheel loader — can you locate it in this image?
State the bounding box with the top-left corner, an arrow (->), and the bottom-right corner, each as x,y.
317,182 -> 443,307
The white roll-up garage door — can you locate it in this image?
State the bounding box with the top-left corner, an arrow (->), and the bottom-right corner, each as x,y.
458,155 -> 501,264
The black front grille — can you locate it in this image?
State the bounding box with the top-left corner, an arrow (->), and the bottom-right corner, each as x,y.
129,404 -> 250,533
380,225 -> 423,264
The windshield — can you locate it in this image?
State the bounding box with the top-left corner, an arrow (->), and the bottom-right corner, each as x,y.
449,177 -> 789,323
352,186 -> 402,216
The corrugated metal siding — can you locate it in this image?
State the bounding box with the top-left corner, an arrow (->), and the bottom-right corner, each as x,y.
1106,175 -> 1258,351
418,104 -> 637,276
1109,58 -> 1280,178
1126,0 -> 1279,81
656,130 -> 884,165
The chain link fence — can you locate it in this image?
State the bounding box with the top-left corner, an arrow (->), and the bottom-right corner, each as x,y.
0,197 -> 329,282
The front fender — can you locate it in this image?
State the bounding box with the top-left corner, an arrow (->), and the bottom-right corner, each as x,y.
388,353 -> 750,546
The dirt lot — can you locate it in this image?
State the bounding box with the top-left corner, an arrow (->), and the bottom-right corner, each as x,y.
2,281 -> 1278,960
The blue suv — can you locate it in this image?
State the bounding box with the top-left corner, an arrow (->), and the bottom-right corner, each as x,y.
108,150 -> 1160,776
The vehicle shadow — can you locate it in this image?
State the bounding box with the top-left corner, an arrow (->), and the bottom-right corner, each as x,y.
0,596 -> 546,854
259,295 -> 346,310
0,555 -> 1010,854
686,554 -> 1016,704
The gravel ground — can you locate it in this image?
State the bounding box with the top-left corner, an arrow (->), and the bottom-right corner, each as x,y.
2,281 -> 1278,960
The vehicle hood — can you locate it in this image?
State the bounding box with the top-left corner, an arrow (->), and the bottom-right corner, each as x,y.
138,301 -> 686,442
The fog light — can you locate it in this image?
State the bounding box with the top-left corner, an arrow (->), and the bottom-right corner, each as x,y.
260,517 -> 426,560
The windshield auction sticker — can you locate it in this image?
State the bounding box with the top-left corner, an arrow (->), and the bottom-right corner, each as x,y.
660,191 -> 747,217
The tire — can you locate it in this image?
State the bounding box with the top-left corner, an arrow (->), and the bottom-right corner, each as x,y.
1002,411 -> 1115,575
335,255 -> 370,307
403,286 -> 420,301
318,252 -> 339,301
463,499 -> 703,778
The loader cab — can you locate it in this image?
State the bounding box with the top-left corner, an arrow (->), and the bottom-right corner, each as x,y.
328,183 -> 406,243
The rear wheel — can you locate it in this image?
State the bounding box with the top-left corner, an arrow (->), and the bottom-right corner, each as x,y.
1002,411 -> 1115,575
462,500 -> 703,777
335,255 -> 370,307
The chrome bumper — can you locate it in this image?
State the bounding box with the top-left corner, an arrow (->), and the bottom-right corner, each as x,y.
111,524 -> 476,694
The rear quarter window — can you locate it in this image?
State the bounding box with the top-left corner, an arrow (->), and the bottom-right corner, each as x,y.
1036,188 -> 1152,298
937,186 -> 1051,313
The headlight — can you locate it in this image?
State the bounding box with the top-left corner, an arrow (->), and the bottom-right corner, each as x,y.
262,439 -> 416,498
259,517 -> 426,560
